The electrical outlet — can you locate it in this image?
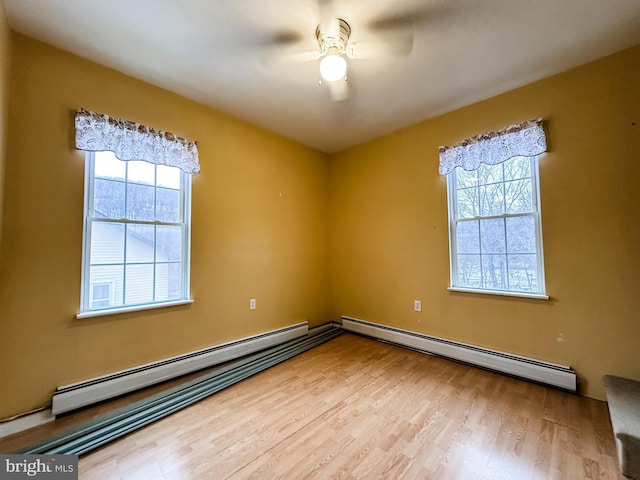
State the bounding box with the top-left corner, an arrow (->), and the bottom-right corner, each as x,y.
414,300 -> 422,312
250,298 -> 256,310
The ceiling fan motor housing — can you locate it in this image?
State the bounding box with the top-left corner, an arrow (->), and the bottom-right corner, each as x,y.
316,19 -> 351,56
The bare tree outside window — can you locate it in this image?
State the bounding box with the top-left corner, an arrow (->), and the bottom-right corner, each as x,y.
447,156 -> 545,296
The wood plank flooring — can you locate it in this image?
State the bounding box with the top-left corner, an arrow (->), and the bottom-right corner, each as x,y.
0,333 -> 623,479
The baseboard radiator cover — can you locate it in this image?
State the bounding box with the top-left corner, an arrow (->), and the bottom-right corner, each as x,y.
52,322 -> 309,415
0,409 -> 55,440
342,316 -> 576,392
19,326 -> 343,455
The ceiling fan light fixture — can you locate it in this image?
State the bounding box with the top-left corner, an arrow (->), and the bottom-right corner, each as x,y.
316,19 -> 351,55
319,54 -> 347,81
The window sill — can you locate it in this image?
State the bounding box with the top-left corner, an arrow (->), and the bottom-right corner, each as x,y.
77,299 -> 194,319
447,287 -> 549,300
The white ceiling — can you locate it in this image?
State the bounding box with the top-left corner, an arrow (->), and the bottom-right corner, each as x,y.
4,0 -> 640,153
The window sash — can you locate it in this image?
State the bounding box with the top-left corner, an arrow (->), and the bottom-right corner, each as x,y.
80,152 -> 192,314
447,156 -> 546,296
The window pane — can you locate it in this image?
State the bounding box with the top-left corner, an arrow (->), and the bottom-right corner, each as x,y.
125,264 -> 154,305
155,262 -> 182,301
90,222 -> 124,264
480,218 -> 505,254
94,178 -> 125,219
92,284 -> 110,301
88,265 -> 124,308
126,183 -> 155,221
157,225 -> 183,262
482,254 -> 507,290
479,183 -> 504,216
503,157 -> 531,181
478,163 -> 503,186
457,255 -> 482,289
456,168 -> 478,189
457,187 -> 479,218
95,152 -> 125,180
90,283 -> 111,308
127,160 -> 155,185
508,254 -> 538,292
91,298 -> 110,308
456,220 -> 479,254
167,263 -> 182,300
126,224 -> 155,263
506,216 -> 536,253
156,187 -> 181,223
505,179 -> 533,214
157,165 -> 181,189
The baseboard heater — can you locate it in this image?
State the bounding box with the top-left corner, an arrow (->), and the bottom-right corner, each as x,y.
18,325 -> 343,455
52,322 -> 309,415
342,316 -> 577,392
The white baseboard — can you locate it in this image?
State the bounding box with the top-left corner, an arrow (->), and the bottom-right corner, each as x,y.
342,316 -> 576,392
0,409 -> 55,440
52,322 -> 309,415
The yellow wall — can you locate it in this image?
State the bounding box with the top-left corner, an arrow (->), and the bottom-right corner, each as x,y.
330,46 -> 640,400
0,31 -> 638,420
0,1 -> 11,255
0,33 -> 330,419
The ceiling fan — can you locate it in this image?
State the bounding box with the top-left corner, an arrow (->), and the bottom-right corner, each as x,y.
314,17 -> 353,101
271,3 -> 417,102
312,14 -> 416,102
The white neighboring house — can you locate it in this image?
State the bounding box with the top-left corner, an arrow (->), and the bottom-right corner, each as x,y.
88,218 -> 172,310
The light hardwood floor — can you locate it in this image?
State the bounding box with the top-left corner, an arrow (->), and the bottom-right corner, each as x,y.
1,333 -> 623,479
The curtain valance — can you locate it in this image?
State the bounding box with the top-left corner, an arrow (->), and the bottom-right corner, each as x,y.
75,108 -> 200,174
438,119 -> 546,175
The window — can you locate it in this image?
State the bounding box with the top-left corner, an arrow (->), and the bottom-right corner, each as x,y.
89,282 -> 113,309
80,151 -> 192,316
447,156 -> 546,297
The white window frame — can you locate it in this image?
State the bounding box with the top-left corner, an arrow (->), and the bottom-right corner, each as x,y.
78,152 -> 193,318
446,156 -> 548,299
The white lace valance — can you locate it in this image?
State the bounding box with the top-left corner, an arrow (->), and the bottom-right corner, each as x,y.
438,119 -> 546,175
75,108 -> 200,174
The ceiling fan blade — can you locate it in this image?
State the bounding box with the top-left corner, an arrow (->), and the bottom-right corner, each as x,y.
317,0 -> 335,25
367,4 -> 454,32
327,78 -> 349,102
283,50 -> 322,63
265,49 -> 321,66
368,12 -> 417,31
317,0 -> 341,38
346,34 -> 413,59
268,29 -> 304,47
326,17 -> 341,38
